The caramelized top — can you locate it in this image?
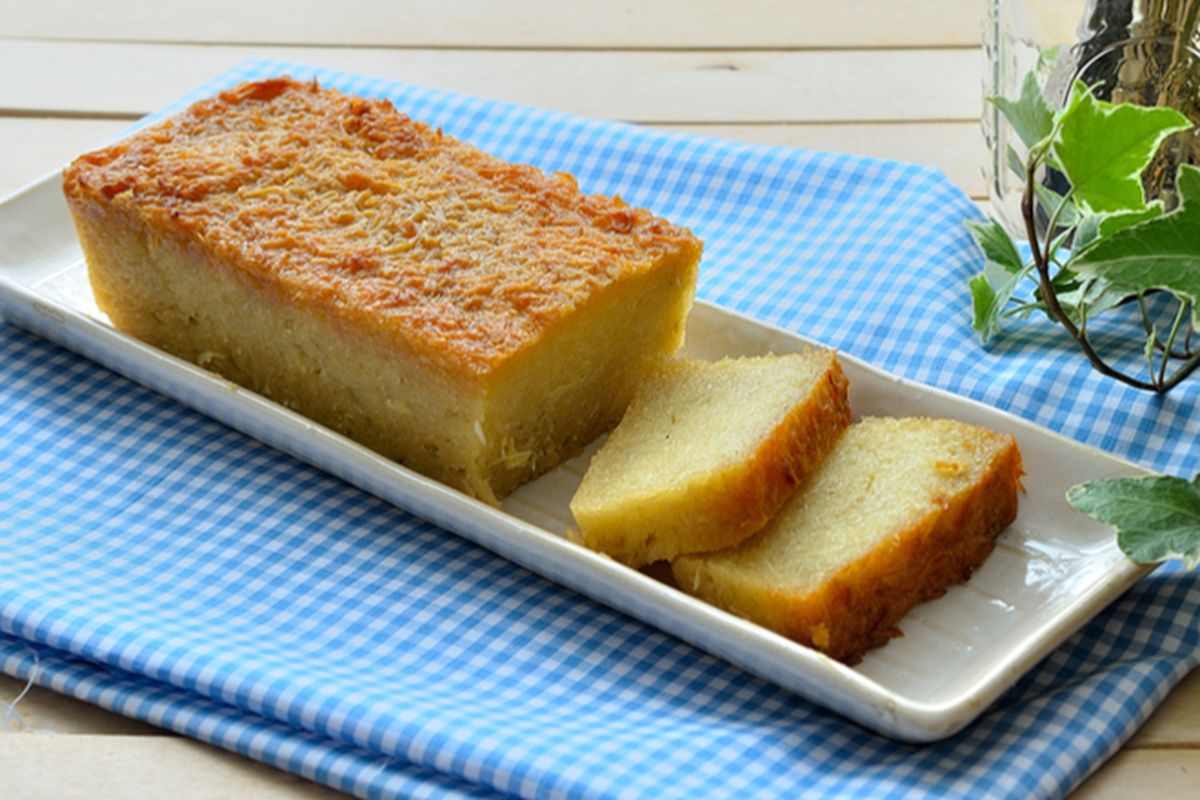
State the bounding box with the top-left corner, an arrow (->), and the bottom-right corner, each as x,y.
63,78 -> 701,376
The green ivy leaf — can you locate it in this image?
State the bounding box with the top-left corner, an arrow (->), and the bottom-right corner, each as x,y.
969,274 -> 998,338
1033,181 -> 1080,227
1070,165 -> 1200,304
1006,144 -> 1026,179
1073,213 -> 1103,252
1054,278 -> 1137,324
965,219 -> 1029,343
965,218 -> 1023,274
971,265 -> 1034,341
1067,475 -> 1200,568
1099,202 -> 1166,237
1072,203 -> 1164,253
990,71 -> 1056,149
1052,82 -> 1192,213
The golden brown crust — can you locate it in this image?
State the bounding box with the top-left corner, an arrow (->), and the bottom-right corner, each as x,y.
721,354 -> 852,543
61,77 -> 701,378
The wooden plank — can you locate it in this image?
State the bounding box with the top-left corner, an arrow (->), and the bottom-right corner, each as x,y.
1072,748 -> 1200,799
0,117 -> 986,199
0,734 -> 342,798
0,40 -> 982,124
7,1 -> 983,48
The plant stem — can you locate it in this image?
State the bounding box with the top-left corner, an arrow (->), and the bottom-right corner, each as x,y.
1138,294 -> 1162,378
1022,159 -> 1163,392
1045,193 -> 1076,254
1158,301 -> 1186,384
1158,350 -> 1200,391
1139,294 -> 1198,358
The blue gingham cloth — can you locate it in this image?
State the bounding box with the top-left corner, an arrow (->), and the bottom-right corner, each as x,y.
2,60 -> 1198,799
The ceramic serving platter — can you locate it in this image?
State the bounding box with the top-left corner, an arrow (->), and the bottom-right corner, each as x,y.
0,172 -> 1150,742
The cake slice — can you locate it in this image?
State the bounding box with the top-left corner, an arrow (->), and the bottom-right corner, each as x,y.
568,350 -> 851,567
62,78 -> 701,504
670,417 -> 1022,663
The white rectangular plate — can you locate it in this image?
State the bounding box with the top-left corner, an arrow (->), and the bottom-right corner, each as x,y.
0,171 -> 1150,742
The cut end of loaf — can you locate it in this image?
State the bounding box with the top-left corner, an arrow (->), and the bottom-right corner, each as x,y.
568,349 -> 851,566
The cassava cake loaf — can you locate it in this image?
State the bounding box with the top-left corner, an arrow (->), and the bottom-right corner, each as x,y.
670,417 -> 1022,663
61,78 -> 702,504
569,350 -> 851,566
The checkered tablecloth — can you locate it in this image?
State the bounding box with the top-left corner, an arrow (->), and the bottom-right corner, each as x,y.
2,61 -> 1197,799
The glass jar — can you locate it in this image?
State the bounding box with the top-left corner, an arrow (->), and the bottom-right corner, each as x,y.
984,0 -> 1200,233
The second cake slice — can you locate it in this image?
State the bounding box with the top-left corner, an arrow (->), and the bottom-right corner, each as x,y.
670,417 -> 1023,663
568,350 -> 851,567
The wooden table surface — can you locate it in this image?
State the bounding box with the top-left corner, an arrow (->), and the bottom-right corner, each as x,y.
1,2 -> 1196,796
